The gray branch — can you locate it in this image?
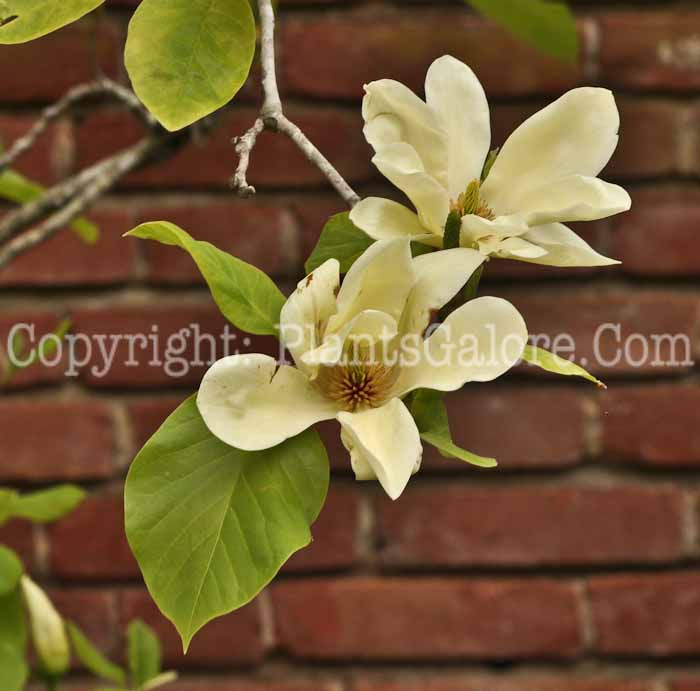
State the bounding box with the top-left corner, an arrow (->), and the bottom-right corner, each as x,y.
0,77 -> 155,175
0,136 -> 166,270
231,0 -> 360,207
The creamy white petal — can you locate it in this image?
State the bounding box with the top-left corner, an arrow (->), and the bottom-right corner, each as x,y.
328,238 -> 414,334
197,354 -> 338,451
425,55 -> 491,198
460,212 -> 530,243
516,175 -> 632,226
520,223 -> 620,267
396,296 -> 527,395
337,398 -> 422,500
400,248 -> 486,337
482,88 -> 621,214
372,143 -> 450,234
302,310 -> 398,368
363,79 -> 448,188
349,197 -> 435,242
494,236 -> 549,259
279,259 -> 340,376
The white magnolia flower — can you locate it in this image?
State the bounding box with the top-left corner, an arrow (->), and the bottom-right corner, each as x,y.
21,575 -> 70,677
197,239 -> 527,500
350,55 -> 631,267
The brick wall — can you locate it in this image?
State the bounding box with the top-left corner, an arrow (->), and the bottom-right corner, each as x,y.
2,0 -> 700,689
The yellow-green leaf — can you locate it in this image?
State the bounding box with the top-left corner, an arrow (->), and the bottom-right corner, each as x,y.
522,345 -> 606,388
125,0 -> 256,131
0,0 -> 104,44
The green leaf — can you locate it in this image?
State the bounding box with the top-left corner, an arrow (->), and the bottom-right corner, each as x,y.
125,396 -> 329,651
142,671 -> 178,691
11,484 -> 86,524
0,547 -> 22,596
128,620 -> 161,688
305,212 -> 374,275
0,169 -> 99,243
124,0 -> 256,131
66,622 -> 126,686
442,210 -> 461,250
0,643 -> 27,691
127,222 -> 285,336
522,345 -> 606,388
0,0 -> 104,44
465,0 -> 579,64
0,489 -> 18,526
409,389 -> 497,468
0,588 -> 27,691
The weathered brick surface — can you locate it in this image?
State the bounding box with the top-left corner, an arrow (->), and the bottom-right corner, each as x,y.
429,387 -> 589,469
118,589 -> 266,668
135,199 -> 302,281
0,208 -> 137,287
75,107 -> 373,190
589,573 -> 700,656
49,588 -> 119,661
351,679 -> 653,691
0,400 -> 115,480
279,10 -> 583,99
71,305 -> 278,388
47,492 -> 138,579
601,386 -> 700,466
613,189 -> 700,276
0,20 -> 120,102
495,290 -> 700,377
599,12 -> 700,90
273,578 -> 583,660
377,485 -> 685,568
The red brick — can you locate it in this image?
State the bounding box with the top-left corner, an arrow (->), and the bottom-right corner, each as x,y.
0,208 -> 136,287
613,192 -> 700,276
285,485 -> 360,572
127,397 -> 184,451
0,115 -> 60,184
377,485 -> 684,568
47,492 -> 138,580
167,685 -> 338,691
135,199 -> 301,281
49,588 -> 119,662
589,572 -> 700,656
0,20 -> 120,103
495,289 -> 700,377
0,312 -> 71,389
75,106 -> 373,190
0,520 -> 35,571
428,387 -> 589,470
607,100 -> 684,179
279,10 -> 583,100
600,12 -> 700,91
602,386 -> 700,467
672,681 -> 700,691
0,400 -> 115,481
71,305 -> 278,388
118,588 -> 265,667
272,578 -> 582,660
352,678 -> 652,691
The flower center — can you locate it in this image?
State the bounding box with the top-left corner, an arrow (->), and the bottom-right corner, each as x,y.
317,361 -> 399,412
451,179 -> 495,220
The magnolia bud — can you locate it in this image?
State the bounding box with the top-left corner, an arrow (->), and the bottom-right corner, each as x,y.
21,575 -> 70,677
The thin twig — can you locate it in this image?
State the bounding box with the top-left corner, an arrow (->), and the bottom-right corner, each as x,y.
0,78 -> 155,174
0,136 -> 165,270
231,0 -> 360,207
